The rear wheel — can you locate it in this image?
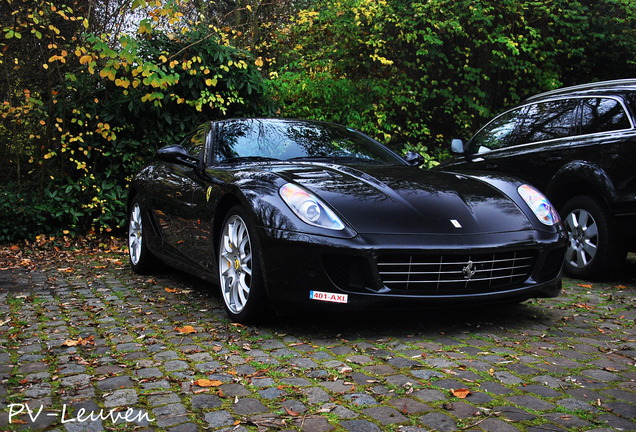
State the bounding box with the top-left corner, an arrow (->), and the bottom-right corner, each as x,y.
561,195 -> 625,279
218,206 -> 266,323
128,197 -> 158,274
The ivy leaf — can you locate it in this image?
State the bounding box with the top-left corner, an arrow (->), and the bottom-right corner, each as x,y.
138,19 -> 153,35
79,55 -> 93,65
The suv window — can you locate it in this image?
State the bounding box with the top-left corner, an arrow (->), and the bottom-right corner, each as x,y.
467,107 -> 524,154
581,97 -> 631,134
515,99 -> 578,144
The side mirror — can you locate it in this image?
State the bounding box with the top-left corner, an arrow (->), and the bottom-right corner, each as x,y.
157,145 -> 199,168
404,150 -> 425,166
451,139 -> 464,154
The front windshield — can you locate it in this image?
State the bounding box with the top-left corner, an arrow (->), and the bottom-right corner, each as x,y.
213,119 -> 405,165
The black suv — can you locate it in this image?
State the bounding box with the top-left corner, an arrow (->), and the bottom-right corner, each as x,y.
439,79 -> 636,279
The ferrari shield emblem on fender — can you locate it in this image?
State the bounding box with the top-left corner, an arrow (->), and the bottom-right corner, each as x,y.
206,186 -> 212,202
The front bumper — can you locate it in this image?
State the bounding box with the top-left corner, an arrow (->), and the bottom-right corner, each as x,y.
255,227 -> 567,311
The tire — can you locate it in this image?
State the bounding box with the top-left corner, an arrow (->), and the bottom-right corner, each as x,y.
561,195 -> 626,280
128,197 -> 158,274
218,206 -> 267,323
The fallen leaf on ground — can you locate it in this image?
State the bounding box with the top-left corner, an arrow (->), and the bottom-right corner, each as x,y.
451,388 -> 471,398
247,414 -> 286,428
175,325 -> 197,334
194,378 -> 223,387
283,406 -> 302,417
62,335 -> 95,347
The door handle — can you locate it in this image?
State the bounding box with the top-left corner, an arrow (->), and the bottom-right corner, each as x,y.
546,156 -> 563,162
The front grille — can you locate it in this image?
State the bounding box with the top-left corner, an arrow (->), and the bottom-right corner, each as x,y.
378,250 -> 536,294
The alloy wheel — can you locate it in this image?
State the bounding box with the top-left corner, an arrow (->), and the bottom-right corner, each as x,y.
219,214 -> 253,314
564,208 -> 598,269
128,202 -> 143,266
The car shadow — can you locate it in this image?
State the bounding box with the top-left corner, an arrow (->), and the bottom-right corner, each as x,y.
607,252 -> 636,284
265,301 -> 554,341
563,252 -> 636,286
158,268 -> 556,339
156,254 -> 634,340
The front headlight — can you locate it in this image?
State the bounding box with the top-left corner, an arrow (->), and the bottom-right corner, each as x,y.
279,183 -> 345,230
518,184 -> 560,226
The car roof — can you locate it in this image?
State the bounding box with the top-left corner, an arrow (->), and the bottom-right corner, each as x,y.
525,78 -> 636,102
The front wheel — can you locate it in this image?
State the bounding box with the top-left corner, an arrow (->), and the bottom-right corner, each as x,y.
218,206 -> 266,323
128,197 -> 158,274
561,195 -> 625,280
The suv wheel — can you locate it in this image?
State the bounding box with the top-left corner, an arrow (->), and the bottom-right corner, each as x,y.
561,195 -> 625,279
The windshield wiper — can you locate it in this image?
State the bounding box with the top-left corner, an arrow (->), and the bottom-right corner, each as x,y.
223,156 -> 280,163
288,155 -> 335,161
288,155 -> 383,164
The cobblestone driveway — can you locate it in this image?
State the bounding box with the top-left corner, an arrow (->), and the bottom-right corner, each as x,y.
0,245 -> 634,431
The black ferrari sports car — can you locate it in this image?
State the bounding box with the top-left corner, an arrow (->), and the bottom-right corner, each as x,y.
128,118 -> 567,322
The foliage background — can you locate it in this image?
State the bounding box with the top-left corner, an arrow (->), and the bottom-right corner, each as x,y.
1,0 -> 635,242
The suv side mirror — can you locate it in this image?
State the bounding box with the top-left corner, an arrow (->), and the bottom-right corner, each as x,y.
157,145 -> 199,168
404,150 -> 426,166
451,139 -> 464,154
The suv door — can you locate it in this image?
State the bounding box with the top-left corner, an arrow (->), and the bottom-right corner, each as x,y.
556,96 -> 634,277
566,97 -> 633,207
455,98 -> 579,192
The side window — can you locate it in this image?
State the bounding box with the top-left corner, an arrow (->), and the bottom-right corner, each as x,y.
182,125 -> 207,160
468,107 -> 525,154
581,98 -> 631,134
515,99 -> 577,144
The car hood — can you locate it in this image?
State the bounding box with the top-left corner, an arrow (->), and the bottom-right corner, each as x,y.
266,163 -> 533,235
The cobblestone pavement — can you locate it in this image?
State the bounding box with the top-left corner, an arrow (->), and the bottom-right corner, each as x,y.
0,244 -> 634,432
